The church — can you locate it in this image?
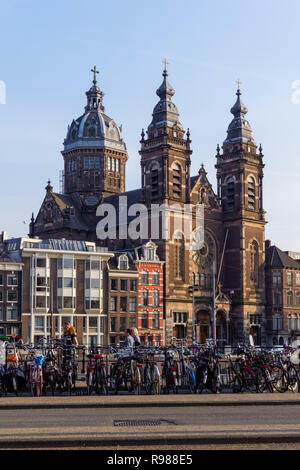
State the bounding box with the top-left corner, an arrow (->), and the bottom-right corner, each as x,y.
30,64 -> 266,345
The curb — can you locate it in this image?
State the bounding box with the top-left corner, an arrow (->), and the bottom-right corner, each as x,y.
1,433 -> 300,448
0,397 -> 300,410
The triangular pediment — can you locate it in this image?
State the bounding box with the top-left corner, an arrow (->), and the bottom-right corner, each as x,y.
34,191 -> 65,226
190,169 -> 220,211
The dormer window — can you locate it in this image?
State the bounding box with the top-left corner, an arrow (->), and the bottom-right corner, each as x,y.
118,254 -> 129,270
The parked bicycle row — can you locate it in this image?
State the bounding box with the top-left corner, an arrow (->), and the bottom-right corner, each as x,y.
0,337 -> 299,396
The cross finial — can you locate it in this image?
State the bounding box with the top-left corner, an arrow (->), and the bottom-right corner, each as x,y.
163,58 -> 168,72
91,65 -> 99,86
236,78 -> 242,92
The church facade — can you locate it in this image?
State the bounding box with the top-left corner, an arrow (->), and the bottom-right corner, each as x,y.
31,65 -> 266,345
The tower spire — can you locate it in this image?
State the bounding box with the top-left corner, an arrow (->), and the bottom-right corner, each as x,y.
148,61 -> 183,132
85,66 -> 104,112
223,82 -> 256,147
91,65 -> 99,86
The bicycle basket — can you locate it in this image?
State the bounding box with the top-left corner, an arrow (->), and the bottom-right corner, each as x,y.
33,355 -> 45,366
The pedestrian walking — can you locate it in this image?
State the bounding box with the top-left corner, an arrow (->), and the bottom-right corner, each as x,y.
62,322 -> 78,346
131,327 -> 141,346
123,329 -> 135,348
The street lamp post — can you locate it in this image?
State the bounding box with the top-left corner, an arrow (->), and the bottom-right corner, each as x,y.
189,278 -> 198,342
212,261 -> 216,345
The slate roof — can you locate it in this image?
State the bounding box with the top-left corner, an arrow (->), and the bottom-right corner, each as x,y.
265,245 -> 300,270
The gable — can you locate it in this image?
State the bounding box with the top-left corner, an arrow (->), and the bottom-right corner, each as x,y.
190,171 -> 220,211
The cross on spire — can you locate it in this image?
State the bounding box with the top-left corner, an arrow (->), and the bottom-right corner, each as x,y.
163,58 -> 168,71
91,65 -> 99,86
236,78 -> 242,92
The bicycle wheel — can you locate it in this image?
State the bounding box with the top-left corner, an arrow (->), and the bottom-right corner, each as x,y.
211,364 -> 222,394
270,365 -> 288,393
287,364 -> 299,393
227,367 -> 242,393
196,366 -> 207,394
132,367 -> 141,395
256,367 -> 273,393
36,375 -> 43,397
186,369 -> 196,394
243,369 -> 258,393
98,367 -> 108,395
143,366 -> 152,395
151,366 -> 161,395
87,371 -> 93,396
114,371 -> 123,395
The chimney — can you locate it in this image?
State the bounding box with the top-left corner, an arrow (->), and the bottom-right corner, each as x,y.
265,239 -> 271,249
0,232 -> 7,243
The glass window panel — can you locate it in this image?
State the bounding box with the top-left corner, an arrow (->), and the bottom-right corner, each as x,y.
8,291 -> 18,302
120,317 -> 126,331
91,260 -> 100,270
7,275 -> 18,286
110,297 -> 117,311
90,298 -> 100,309
63,278 -> 73,288
63,297 -> 74,309
129,297 -> 136,312
7,308 -> 18,321
37,258 -> 47,268
36,296 -> 46,308
63,258 -> 74,269
110,317 -> 117,332
35,316 -> 44,331
120,297 -> 127,312
111,279 -> 118,290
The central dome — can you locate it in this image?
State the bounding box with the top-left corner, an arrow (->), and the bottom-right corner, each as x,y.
64,81 -> 126,152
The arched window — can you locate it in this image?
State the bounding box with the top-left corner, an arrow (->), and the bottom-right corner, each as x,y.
141,311 -> 148,329
297,292 -> 300,307
174,233 -> 185,280
287,291 -> 293,307
152,272 -> 159,285
172,163 -> 182,199
250,241 -> 259,286
226,177 -> 235,211
150,163 -> 159,198
248,176 -> 256,210
118,255 -> 128,271
273,313 -> 282,331
152,290 -> 159,307
152,311 -> 160,329
141,290 -> 148,306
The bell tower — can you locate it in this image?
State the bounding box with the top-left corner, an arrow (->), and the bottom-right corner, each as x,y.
139,61 -> 192,206
216,83 -> 266,344
139,62 -> 193,342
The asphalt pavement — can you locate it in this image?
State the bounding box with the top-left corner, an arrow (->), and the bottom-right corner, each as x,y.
0,395 -> 300,448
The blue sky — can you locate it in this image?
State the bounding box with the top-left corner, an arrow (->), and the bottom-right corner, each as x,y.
0,0 -> 300,250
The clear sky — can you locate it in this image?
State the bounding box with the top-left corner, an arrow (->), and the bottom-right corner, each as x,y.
0,0 -> 300,251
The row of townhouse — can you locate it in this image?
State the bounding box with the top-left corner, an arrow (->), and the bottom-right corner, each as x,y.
0,233 -> 164,346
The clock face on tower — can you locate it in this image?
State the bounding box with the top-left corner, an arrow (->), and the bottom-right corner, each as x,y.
193,232 -> 215,269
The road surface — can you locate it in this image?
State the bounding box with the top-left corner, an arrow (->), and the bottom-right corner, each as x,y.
2,400 -> 300,448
